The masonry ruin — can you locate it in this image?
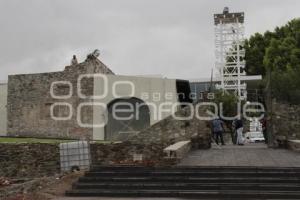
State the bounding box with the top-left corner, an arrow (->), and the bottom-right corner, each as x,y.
5,55 -> 207,143
7,57 -> 114,139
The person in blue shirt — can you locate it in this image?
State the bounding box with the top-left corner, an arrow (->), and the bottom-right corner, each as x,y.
212,117 -> 225,145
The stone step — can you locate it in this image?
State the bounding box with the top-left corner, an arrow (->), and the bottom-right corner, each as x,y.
67,166 -> 300,198
73,182 -> 300,191
66,189 -> 300,199
84,171 -> 300,177
90,165 -> 300,172
78,176 -> 300,184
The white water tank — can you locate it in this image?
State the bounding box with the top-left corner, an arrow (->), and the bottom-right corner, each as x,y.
60,141 -> 91,172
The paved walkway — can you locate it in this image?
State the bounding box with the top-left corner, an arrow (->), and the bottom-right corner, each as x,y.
55,198 -> 184,200
179,143 -> 300,167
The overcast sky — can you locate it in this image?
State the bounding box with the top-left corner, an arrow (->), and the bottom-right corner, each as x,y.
0,0 -> 299,81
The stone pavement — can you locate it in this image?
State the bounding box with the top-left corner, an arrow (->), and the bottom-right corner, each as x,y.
56,198 -> 242,200
179,143 -> 300,167
55,198 -> 184,200
55,196 -> 296,200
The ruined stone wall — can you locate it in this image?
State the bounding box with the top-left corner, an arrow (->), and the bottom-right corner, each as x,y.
0,142 -> 171,178
7,59 -> 114,139
129,103 -> 211,149
0,143 -> 60,177
272,101 -> 300,140
90,142 -> 171,166
0,83 -> 7,136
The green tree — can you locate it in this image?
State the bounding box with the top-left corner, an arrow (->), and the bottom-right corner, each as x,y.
244,33 -> 266,75
213,90 -> 239,118
244,18 -> 300,104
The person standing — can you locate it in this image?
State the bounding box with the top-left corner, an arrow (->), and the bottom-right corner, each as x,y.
71,55 -> 78,65
260,116 -> 268,144
235,117 -> 244,145
232,119 -> 238,144
212,117 -> 225,145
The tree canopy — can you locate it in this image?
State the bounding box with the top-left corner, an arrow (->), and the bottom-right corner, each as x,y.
244,18 -> 300,104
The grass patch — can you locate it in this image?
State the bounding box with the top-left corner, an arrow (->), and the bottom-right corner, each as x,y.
0,137 -> 76,144
0,137 -> 117,144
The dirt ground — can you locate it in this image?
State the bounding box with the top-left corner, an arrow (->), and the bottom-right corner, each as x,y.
3,171 -> 84,200
3,174 -> 181,200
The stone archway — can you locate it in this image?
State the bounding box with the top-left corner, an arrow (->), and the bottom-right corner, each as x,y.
105,97 -> 150,141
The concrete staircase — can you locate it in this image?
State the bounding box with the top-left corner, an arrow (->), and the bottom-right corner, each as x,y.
66,166 -> 300,199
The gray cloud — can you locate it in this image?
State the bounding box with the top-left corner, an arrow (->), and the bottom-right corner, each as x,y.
0,0 -> 299,81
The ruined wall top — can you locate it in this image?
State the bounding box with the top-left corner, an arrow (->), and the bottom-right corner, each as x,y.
8,57 -> 114,79
64,57 -> 115,75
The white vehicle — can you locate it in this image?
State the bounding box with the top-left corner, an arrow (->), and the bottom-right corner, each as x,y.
245,132 -> 265,143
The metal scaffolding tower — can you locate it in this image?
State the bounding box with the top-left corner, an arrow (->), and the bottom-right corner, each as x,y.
214,7 -> 247,100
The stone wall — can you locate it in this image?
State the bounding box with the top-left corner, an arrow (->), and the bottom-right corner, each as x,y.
0,83 -> 7,136
0,143 -> 60,177
7,58 -> 114,139
90,142 -> 171,166
272,101 -> 300,140
129,103 -> 211,149
0,141 -> 173,178
287,140 -> 300,152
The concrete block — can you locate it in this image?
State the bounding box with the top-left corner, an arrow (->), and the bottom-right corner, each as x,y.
164,140 -> 191,159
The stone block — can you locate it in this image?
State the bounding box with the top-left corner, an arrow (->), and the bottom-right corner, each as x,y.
163,140 -> 191,159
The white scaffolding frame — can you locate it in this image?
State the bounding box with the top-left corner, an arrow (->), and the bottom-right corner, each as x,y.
214,9 -> 247,100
